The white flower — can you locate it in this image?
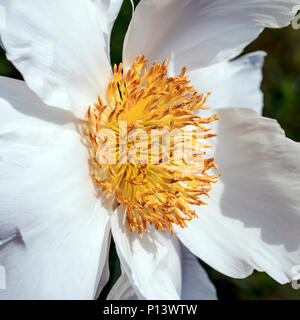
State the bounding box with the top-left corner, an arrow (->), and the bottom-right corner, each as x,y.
0,0 -> 300,300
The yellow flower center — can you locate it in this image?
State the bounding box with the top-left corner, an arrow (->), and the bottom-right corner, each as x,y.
87,55 -> 219,234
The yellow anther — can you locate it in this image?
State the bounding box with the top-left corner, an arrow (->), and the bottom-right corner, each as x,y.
87,55 -> 219,234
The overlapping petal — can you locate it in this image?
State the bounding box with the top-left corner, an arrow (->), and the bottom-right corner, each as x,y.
124,0 -> 299,73
176,108 -> 300,283
190,52 -> 266,114
0,77 -> 111,299
107,270 -> 139,300
111,205 -> 182,300
0,0 -> 123,118
107,242 -> 217,300
180,244 -> 217,300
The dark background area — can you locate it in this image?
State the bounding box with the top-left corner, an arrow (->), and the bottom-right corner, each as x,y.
1,0 -> 299,300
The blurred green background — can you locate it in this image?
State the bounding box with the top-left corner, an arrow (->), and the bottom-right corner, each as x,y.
1,0 -> 299,300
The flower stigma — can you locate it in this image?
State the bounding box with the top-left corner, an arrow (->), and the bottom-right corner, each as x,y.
87,55 -> 219,234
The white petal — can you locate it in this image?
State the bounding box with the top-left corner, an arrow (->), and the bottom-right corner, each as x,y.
0,0 -> 122,118
107,270 -> 139,300
175,108 -> 300,284
107,243 -> 217,300
111,205 -> 182,300
190,52 -> 266,115
94,233 -> 112,299
93,0 -> 124,37
0,76 -> 76,134
124,0 -> 299,73
0,77 -> 110,299
181,244 -> 217,300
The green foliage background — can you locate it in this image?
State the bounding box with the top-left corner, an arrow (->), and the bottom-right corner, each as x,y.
0,0 -> 299,300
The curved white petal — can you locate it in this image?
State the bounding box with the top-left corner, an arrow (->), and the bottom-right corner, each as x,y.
107,270 -> 139,300
94,233 -> 112,299
0,76 -> 77,134
0,0 -> 122,118
190,52 -> 266,115
93,0 -> 124,37
0,77 -> 110,299
175,108 -> 300,284
181,244 -> 217,300
124,0 -> 299,73
111,205 -> 182,300
107,243 -> 217,300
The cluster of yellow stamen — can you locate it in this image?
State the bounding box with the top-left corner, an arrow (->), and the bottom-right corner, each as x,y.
87,55 -> 219,234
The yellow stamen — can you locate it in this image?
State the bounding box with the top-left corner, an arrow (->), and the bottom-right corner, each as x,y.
87,55 -> 219,234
